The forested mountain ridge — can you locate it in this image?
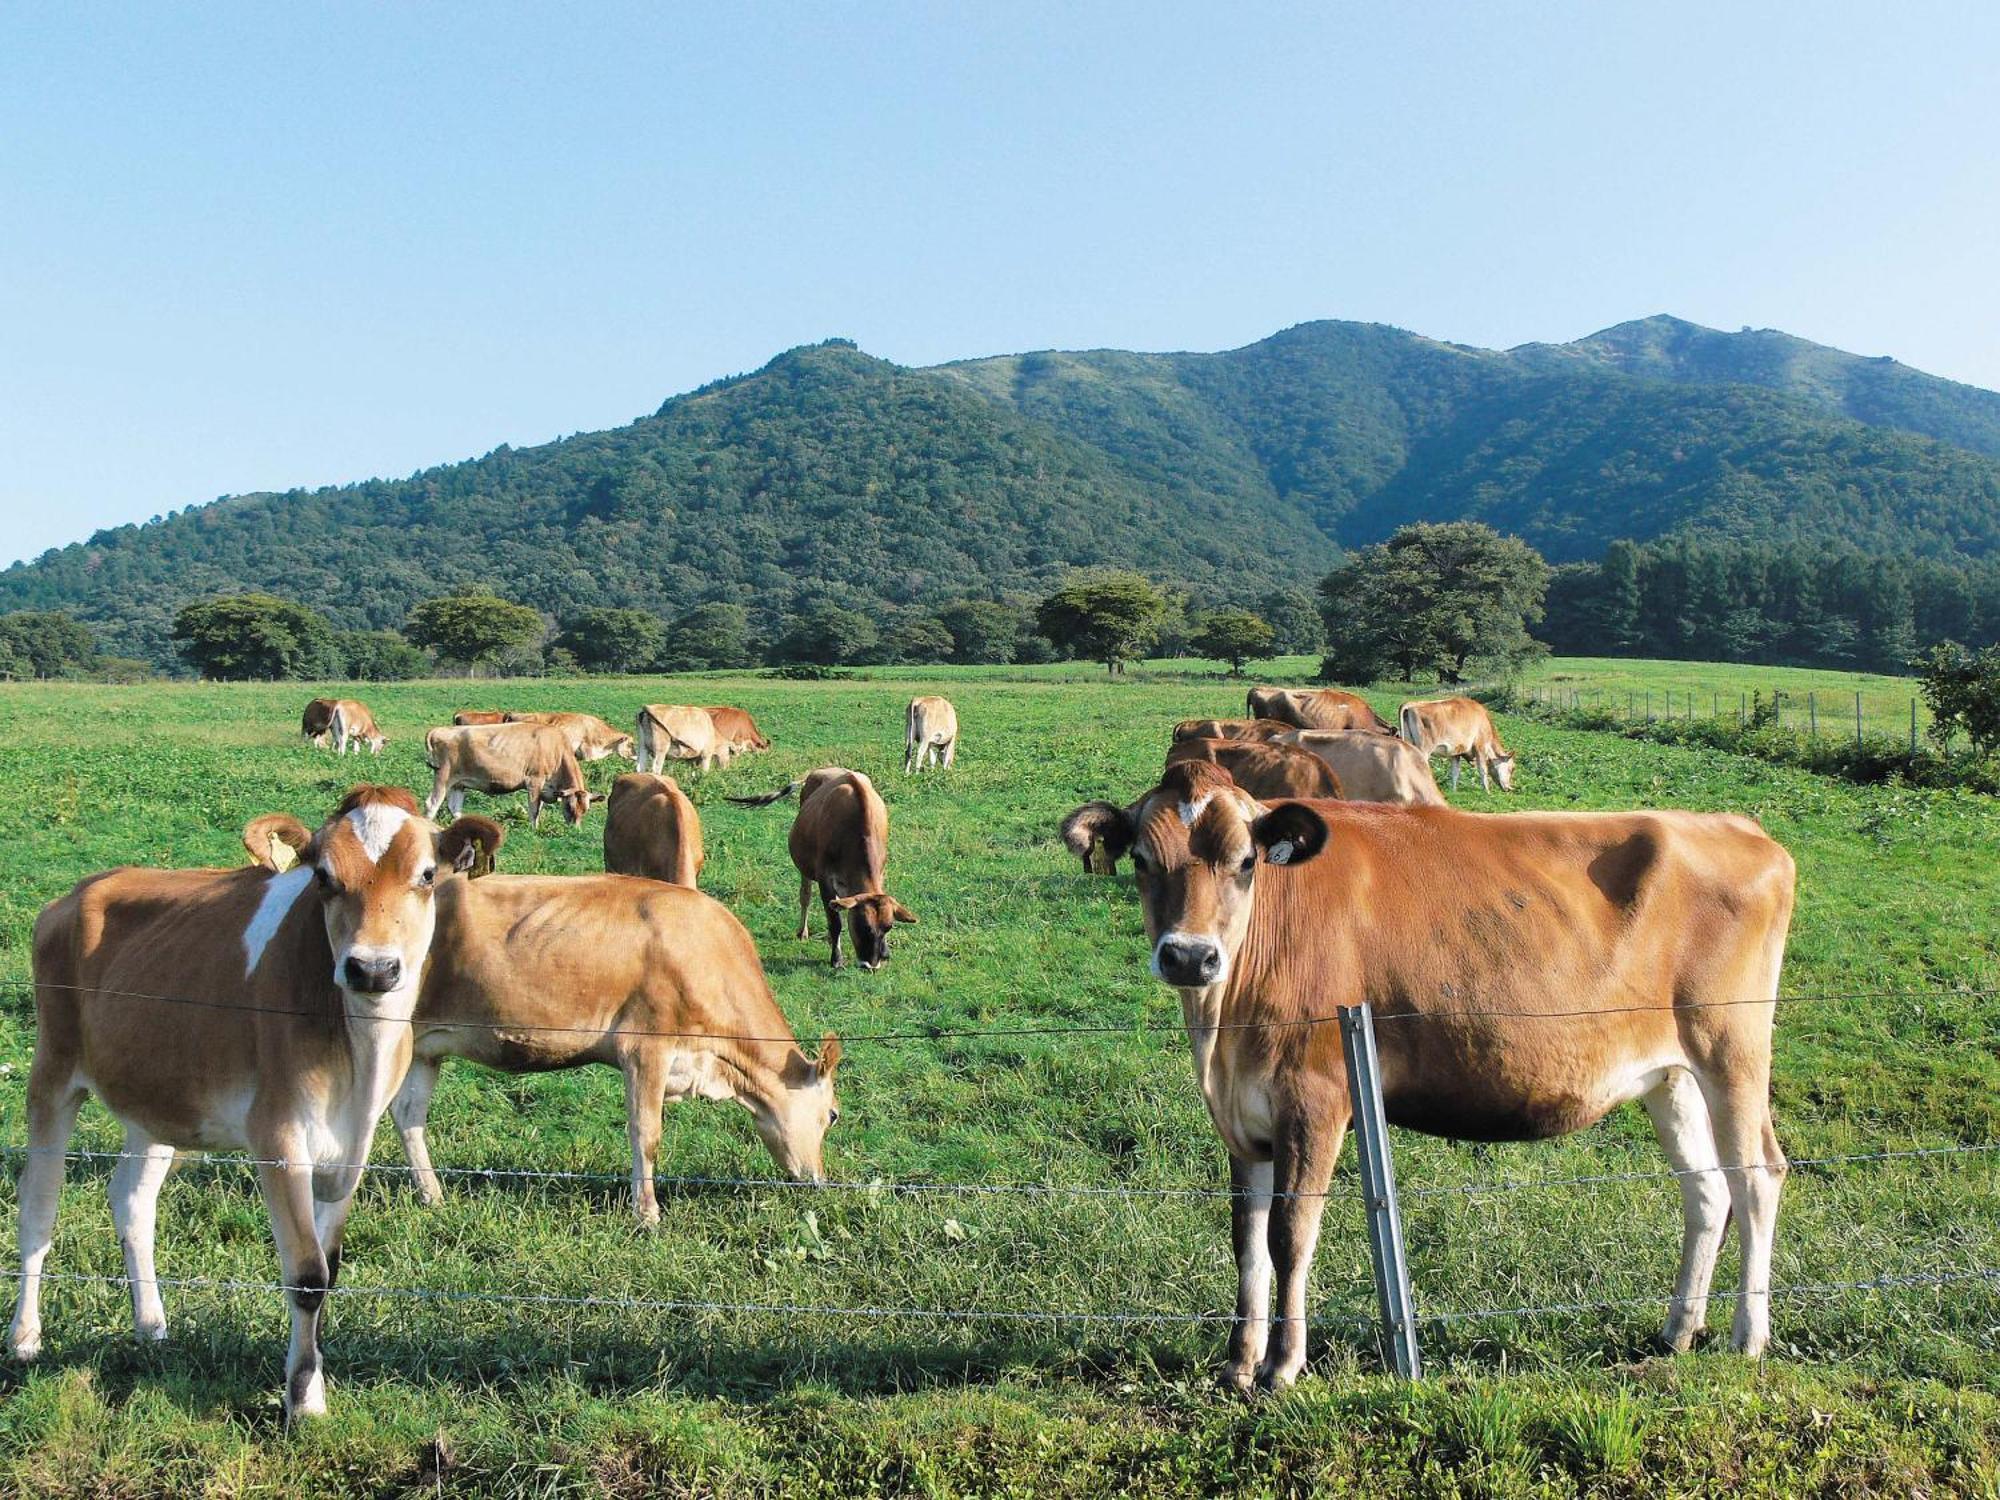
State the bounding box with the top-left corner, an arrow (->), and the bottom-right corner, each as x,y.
8,317 -> 2000,666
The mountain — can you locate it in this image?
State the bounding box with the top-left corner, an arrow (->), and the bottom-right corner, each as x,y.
7,319 -> 2000,666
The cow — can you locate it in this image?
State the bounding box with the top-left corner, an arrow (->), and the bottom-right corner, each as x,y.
637,704 -> 727,774
385,871 -> 842,1224
730,769 -> 915,970
1276,730 -> 1447,806
503,710 -> 635,762
904,696 -> 959,773
423,723 -> 595,829
1171,718 -> 1296,744
1165,739 -> 1345,802
301,698 -> 338,748
328,699 -> 387,756
9,787 -> 504,1419
1401,696 -> 1516,793
1245,686 -> 1395,734
1059,762 -> 1795,1392
703,705 -> 772,756
603,771 -> 704,888
452,710 -> 509,726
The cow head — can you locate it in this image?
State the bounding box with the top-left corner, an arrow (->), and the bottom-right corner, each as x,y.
1061,762 -> 1329,991
1490,752 -> 1516,792
757,1033 -> 844,1180
249,787 -> 505,997
611,735 -> 637,761
829,893 -> 916,971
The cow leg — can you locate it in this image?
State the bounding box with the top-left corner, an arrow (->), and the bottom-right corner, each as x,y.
1477,756 -> 1491,793
824,889 -> 845,969
108,1127 -> 177,1342
390,1055 -> 447,1207
425,765 -> 452,821
256,1155 -> 334,1420
1256,1112 -> 1345,1391
941,738 -> 955,769
1219,1154 -> 1275,1392
904,738 -> 917,774
1642,1068 -> 1729,1351
1695,1074 -> 1786,1358
447,788 -> 465,818
623,1052 -> 667,1227
1449,757 -> 1461,791
8,1076 -> 86,1360
796,876 -> 814,940
526,781 -> 544,829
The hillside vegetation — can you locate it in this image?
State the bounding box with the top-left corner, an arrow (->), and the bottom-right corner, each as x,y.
10,319 -> 2000,666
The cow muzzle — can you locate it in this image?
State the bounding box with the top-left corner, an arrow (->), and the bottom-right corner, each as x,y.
1152,932 -> 1225,987
341,951 -> 404,994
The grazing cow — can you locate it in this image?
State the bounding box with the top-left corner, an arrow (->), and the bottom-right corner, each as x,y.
1246,687 -> 1395,735
1400,697 -> 1516,792
301,698 -> 339,748
424,723 -> 595,829
703,705 -> 772,755
327,700 -> 387,756
730,768 -> 915,970
502,710 -> 635,763
637,704 -> 727,774
388,872 -> 842,1223
1164,739 -> 1344,802
603,771 -> 704,888
904,696 -> 959,773
1276,730 -> 1446,806
10,788 -> 503,1418
1060,762 -> 1795,1390
452,710 -> 509,726
1171,718 -> 1296,744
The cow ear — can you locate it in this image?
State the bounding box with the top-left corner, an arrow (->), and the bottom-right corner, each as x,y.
1251,802 -> 1329,867
439,816 -> 506,878
890,902 -> 918,925
829,894 -> 863,911
243,813 -> 311,872
1059,801 -> 1131,870
817,1031 -> 842,1079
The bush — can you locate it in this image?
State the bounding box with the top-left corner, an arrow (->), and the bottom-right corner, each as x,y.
172,594 -> 341,681
1912,640 -> 2000,757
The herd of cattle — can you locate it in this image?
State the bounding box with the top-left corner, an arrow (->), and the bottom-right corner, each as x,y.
10,681 -> 1795,1415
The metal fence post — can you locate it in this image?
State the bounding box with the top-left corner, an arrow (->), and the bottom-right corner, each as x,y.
1911,697 -> 1919,756
1855,691 -> 1863,747
1809,692 -> 1817,737
1339,1003 -> 1421,1380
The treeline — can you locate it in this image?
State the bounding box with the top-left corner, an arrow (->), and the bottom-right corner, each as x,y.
1541,539 -> 2000,673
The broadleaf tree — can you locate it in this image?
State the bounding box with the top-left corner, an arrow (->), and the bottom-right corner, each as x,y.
171,594 -> 341,681
404,592 -> 546,676
1035,570 -> 1168,675
1190,608 -> 1277,676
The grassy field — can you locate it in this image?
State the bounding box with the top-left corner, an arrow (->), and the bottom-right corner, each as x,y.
0,665 -> 1995,1496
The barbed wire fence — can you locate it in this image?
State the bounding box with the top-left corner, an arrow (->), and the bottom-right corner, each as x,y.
1,979 -> 1996,1374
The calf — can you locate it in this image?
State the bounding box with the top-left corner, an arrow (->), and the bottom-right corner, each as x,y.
1246,686 -> 1394,734
1277,729 -> 1446,805
503,710 -> 635,762
1400,696 -> 1516,792
424,723 -> 595,829
1062,763 -> 1794,1390
704,705 -> 772,755
637,704 -> 727,773
10,788 -> 503,1418
328,699 -> 387,756
904,695 -> 959,773
603,771 -> 704,887
731,768 -> 916,970
388,872 -> 842,1223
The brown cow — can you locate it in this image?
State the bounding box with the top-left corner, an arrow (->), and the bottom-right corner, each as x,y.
11,788 -> 503,1418
424,723 -> 595,829
637,704 -> 726,773
301,698 -> 338,748
503,710 -> 635,762
1164,739 -> 1345,801
301,698 -> 385,754
388,872 -> 842,1224
1171,718 -> 1296,744
1400,697 -> 1516,792
904,696 -> 959,773
1061,763 -> 1794,1390
603,772 -> 704,887
703,705 -> 772,755
1276,730 -> 1446,806
1246,686 -> 1395,734
731,768 -> 915,970
452,710 -> 509,726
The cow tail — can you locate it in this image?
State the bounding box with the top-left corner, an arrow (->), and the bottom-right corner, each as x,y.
1399,704 -> 1422,748
727,779 -> 804,808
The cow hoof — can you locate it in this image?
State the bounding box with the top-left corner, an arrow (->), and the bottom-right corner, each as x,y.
135,1319 -> 168,1344
1218,1363 -> 1258,1396
1254,1362 -> 1302,1394
9,1333 -> 41,1362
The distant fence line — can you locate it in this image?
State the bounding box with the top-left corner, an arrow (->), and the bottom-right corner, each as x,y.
1524,682 -> 1928,753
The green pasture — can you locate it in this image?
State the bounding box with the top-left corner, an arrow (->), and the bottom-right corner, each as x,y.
0,667 -> 1994,1496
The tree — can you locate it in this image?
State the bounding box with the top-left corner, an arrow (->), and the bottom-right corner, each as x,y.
337,630 -> 430,681
661,602 -> 754,671
404,592 -> 545,676
555,607 -> 666,673
1190,608 -> 1276,676
1317,523 -> 1550,684
774,604 -> 880,666
1912,640 -> 2000,757
937,600 -> 1021,664
171,594 -> 341,681
1035,571 -> 1167,674
880,610 -> 955,665
0,611 -> 99,679
1257,588 -> 1324,655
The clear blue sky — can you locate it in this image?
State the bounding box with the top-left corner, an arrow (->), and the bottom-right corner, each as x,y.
4,3 -> 1996,566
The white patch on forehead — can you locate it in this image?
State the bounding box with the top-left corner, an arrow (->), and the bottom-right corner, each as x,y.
347,803 -> 412,862
242,866 -> 313,976
1178,794 -> 1214,826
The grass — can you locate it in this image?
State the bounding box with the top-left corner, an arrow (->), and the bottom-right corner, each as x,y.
0,663 -> 1996,1496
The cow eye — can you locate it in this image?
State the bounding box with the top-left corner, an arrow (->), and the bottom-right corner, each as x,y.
1238,853 -> 1257,875
417,866 -> 437,888
829,1107 -> 841,1126
314,867 -> 341,896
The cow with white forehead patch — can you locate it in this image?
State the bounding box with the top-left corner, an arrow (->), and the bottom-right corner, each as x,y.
9,786 -> 503,1420
1062,760 -> 1794,1392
